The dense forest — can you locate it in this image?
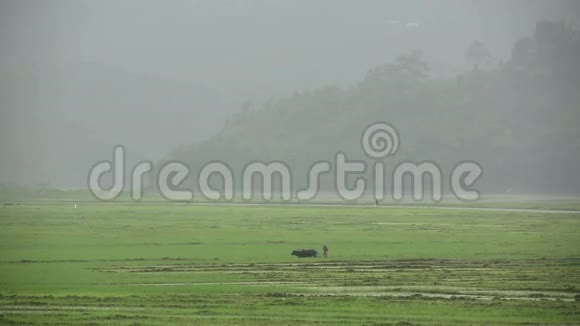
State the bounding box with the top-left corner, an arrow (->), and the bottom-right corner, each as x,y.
167,21 -> 580,196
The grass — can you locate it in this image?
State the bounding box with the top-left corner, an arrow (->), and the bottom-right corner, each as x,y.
0,202 -> 579,324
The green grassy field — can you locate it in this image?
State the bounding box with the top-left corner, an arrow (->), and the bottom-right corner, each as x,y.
0,203 -> 579,324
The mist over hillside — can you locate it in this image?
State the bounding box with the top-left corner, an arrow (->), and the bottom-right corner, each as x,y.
1,0 -> 579,193
169,21 -> 580,196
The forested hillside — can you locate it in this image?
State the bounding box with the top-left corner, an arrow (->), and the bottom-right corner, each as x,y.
169,21 -> 580,195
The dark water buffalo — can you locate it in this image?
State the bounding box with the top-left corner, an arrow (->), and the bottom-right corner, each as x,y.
291,249 -> 318,258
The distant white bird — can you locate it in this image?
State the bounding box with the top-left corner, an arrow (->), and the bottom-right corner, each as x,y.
74,203 -> 77,209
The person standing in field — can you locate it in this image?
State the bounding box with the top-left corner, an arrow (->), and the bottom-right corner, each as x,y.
323,244 -> 328,257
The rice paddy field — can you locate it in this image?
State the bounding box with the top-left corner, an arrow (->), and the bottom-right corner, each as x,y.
0,202 -> 579,325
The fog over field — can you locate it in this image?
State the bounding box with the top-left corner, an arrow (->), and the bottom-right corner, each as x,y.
1,0 -> 579,197
1,3 -> 580,324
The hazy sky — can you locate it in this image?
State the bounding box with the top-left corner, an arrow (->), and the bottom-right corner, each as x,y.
1,0 -> 578,187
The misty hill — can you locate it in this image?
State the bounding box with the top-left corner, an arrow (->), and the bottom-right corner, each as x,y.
169,21 -> 580,195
